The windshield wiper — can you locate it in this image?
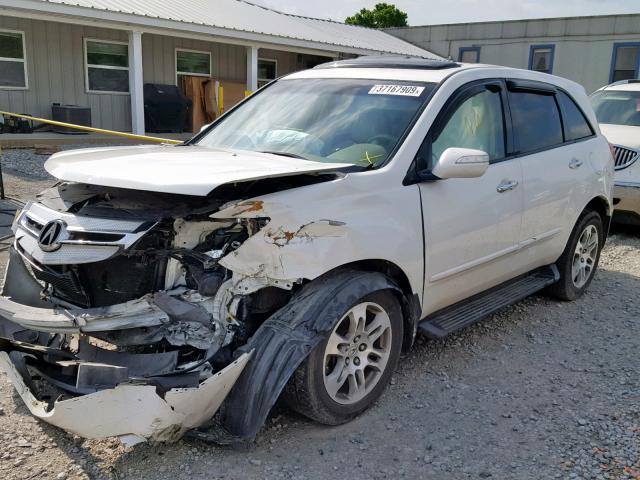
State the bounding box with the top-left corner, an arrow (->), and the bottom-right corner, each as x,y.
260,150 -> 309,160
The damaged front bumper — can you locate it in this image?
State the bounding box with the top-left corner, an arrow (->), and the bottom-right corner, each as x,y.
0,346 -> 250,446
0,295 -> 170,334
0,246 -> 254,445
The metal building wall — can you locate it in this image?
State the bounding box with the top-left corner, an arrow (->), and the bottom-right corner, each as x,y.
387,14 -> 640,94
0,15 -> 334,133
0,16 -> 131,131
141,33 -> 247,86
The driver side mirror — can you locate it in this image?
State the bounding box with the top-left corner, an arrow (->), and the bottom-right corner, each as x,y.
200,123 -> 212,133
432,147 -> 490,179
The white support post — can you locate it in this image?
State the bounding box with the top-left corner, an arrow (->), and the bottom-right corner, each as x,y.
128,31 -> 145,135
246,45 -> 258,92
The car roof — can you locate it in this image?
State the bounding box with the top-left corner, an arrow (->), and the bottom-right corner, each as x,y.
314,55 -> 460,71
286,60 -> 583,92
596,80 -> 640,92
286,61 -> 504,83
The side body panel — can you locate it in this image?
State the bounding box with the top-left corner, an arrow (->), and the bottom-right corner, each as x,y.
419,159 -> 524,314
518,136 -> 612,270
213,173 -> 425,299
217,67 -> 612,319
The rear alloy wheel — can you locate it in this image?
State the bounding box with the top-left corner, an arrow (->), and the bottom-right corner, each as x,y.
547,210 -> 603,301
283,290 -> 403,425
571,224 -> 599,289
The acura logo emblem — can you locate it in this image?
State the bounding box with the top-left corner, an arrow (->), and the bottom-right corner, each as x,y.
38,220 -> 67,252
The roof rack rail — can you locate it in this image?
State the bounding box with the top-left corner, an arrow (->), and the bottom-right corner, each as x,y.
314,55 -> 460,70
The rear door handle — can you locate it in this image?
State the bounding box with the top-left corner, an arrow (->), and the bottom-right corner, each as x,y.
569,158 -> 583,169
496,180 -> 519,193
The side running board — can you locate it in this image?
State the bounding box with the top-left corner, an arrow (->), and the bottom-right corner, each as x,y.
418,265 -> 559,339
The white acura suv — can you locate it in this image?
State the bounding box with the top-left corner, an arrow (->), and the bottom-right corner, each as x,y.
0,57 -> 613,446
591,80 -> 640,225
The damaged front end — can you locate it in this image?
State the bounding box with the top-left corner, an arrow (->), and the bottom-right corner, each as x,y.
0,181 -> 307,445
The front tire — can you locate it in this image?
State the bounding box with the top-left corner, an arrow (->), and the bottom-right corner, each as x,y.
548,210 -> 603,301
283,290 -> 403,425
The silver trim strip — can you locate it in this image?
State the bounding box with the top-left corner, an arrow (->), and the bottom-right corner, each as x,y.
430,228 -> 562,282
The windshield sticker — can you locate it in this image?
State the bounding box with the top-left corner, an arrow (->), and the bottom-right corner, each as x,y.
368,85 -> 425,96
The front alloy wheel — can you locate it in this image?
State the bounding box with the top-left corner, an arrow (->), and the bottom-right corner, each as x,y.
283,289 -> 403,425
323,302 -> 392,405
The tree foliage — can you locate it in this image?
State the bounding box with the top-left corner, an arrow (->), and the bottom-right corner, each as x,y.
345,3 -> 408,28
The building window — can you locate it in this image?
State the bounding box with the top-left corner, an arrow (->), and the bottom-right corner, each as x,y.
458,47 -> 480,63
528,45 -> 555,74
258,58 -> 277,88
176,49 -> 211,85
85,39 -> 129,93
610,43 -> 640,82
0,29 -> 27,89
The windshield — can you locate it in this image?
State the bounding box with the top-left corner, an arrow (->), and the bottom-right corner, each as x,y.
196,78 -> 435,167
591,90 -> 640,127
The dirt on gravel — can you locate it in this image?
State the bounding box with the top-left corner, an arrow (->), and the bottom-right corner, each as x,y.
0,150 -> 638,480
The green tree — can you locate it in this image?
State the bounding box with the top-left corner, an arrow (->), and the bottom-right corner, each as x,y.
345,3 -> 408,28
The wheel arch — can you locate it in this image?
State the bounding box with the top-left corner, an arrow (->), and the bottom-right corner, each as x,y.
220,269 -> 413,441
320,259 -> 421,352
584,195 -> 612,238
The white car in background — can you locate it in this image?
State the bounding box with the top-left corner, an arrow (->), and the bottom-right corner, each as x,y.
0,57 -> 613,446
591,80 -> 640,225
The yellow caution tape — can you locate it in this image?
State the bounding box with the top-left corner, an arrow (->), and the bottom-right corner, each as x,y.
0,111 -> 183,145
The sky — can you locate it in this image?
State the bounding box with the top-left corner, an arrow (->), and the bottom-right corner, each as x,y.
251,0 -> 640,25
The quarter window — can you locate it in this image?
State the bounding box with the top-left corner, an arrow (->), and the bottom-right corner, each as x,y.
529,45 -> 554,74
557,91 -> 593,141
85,39 -> 129,93
429,87 -> 506,167
610,43 -> 640,82
0,30 -> 27,89
258,58 -> 277,88
509,91 -> 562,153
176,49 -> 211,85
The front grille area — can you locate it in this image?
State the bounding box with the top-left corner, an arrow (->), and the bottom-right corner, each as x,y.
32,264 -> 90,306
613,145 -> 639,170
13,202 -> 171,308
25,231 -> 168,308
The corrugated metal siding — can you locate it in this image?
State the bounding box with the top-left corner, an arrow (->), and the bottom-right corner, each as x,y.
0,16 -> 131,130
256,49 -> 333,78
33,0 -> 437,57
142,34 -> 246,85
258,49 -> 297,78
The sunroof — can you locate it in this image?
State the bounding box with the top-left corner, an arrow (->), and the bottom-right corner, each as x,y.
314,55 -> 460,70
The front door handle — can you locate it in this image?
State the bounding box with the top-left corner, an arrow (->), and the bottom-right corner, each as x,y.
497,180 -> 519,193
569,158 -> 583,169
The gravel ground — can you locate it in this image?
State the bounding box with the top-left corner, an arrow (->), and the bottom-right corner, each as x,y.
0,148 -> 638,480
0,145 -> 126,201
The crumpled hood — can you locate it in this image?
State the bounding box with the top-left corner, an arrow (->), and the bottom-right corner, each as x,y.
599,124 -> 640,150
45,145 -> 349,196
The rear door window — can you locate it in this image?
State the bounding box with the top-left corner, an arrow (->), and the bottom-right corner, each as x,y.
509,90 -> 563,153
557,91 -> 594,141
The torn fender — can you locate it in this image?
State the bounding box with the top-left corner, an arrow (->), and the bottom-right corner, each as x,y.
210,175 -> 425,298
0,350 -> 252,446
220,270 -> 401,441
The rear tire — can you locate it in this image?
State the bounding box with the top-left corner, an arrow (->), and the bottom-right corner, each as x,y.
282,289 -> 403,425
547,210 -> 603,301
